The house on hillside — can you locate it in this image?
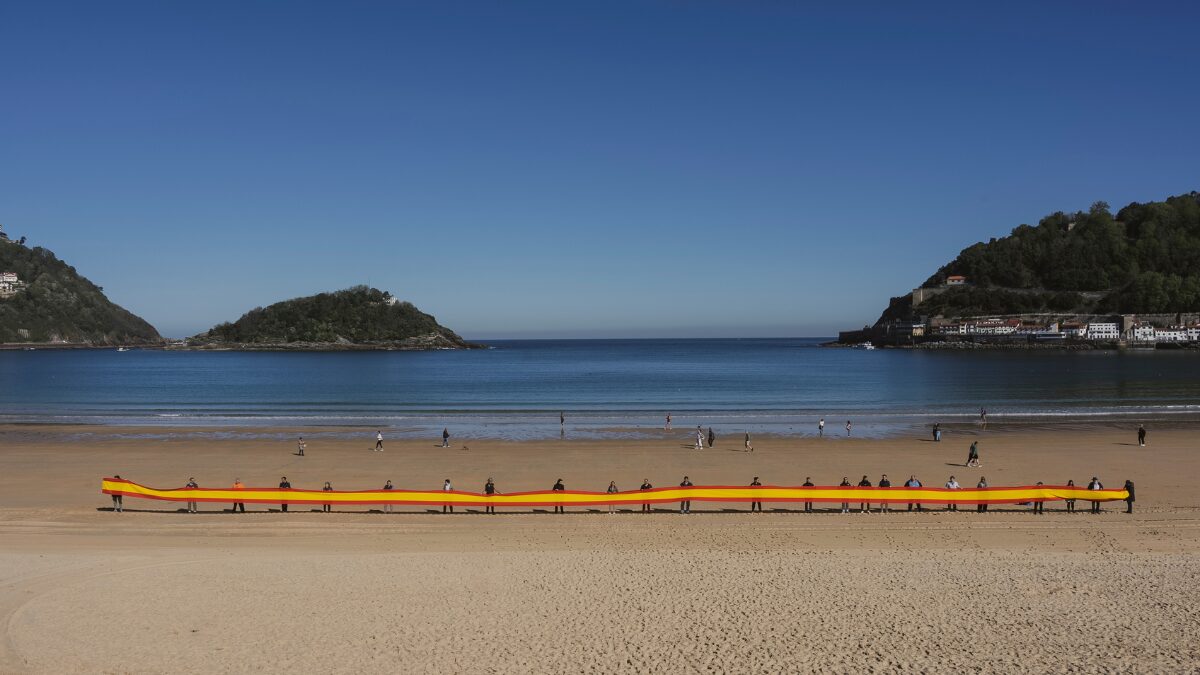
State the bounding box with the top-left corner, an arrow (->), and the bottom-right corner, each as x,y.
0,271 -> 24,298
945,275 -> 967,286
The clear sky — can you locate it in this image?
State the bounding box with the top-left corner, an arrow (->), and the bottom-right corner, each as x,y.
2,2 -> 1198,339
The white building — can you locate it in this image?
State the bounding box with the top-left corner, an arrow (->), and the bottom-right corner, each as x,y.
1188,326 -> 1200,342
1131,323 -> 1156,342
1157,327 -> 1188,342
1087,322 -> 1120,340
1060,322 -> 1086,337
0,272 -> 17,284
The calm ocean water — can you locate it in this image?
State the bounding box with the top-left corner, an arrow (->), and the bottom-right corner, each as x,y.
3,338 -> 1199,439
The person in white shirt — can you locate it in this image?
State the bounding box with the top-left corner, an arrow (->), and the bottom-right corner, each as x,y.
375,431 -> 384,451
818,418 -> 825,436
442,479 -> 453,513
1088,477 -> 1104,514
695,426 -> 704,450
944,475 -> 960,511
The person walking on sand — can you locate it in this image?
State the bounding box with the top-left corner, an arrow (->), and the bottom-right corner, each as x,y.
858,475 -> 872,513
976,476 -> 988,512
442,428 -> 450,448
818,418 -> 825,436
484,478 -> 498,514
1124,479 -> 1135,514
980,407 -> 988,427
966,441 -> 980,467
933,423 -> 941,442
111,474 -> 123,512
297,436 -> 306,456
878,474 -> 892,512
1088,476 -> 1103,514
322,481 -> 333,512
552,479 -> 566,514
750,476 -> 763,513
1065,479 -> 1076,513
904,475 -> 923,511
382,480 -> 394,513
665,413 -> 672,431
803,477 -> 815,513
744,432 -> 753,451
375,430 -> 384,451
1137,424 -> 1146,447
607,481 -> 619,514
707,427 -> 715,449
231,478 -> 245,513
640,479 -> 653,513
679,476 -> 693,514
442,479 -> 454,513
845,420 -> 852,437
839,476 -> 851,513
944,475 -> 960,511
185,477 -> 199,513
695,426 -> 704,450
279,476 -> 291,512
1032,481 -> 1045,514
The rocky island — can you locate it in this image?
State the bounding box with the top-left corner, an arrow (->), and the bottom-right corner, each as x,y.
184,286 -> 483,351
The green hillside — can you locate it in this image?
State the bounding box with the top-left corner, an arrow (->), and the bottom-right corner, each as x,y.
191,286 -> 478,349
0,239 -> 162,345
882,191 -> 1200,322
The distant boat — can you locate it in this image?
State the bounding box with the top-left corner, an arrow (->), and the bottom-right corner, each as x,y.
855,342 -> 876,350
117,347 -> 129,352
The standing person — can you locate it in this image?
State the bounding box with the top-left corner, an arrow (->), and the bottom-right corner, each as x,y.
185,477 -> 199,513
679,476 -> 693,514
818,418 -> 825,436
976,476 -> 988,512
297,436 -> 306,456
552,479 -> 566,514
111,474 -> 123,513
1032,482 -> 1045,514
695,426 -> 704,450
1137,424 -> 1146,447
744,432 -> 753,451
278,476 -> 291,512
322,482 -> 333,512
944,475 -> 960,511
639,478 -> 653,513
231,478 -> 245,513
442,479 -> 454,514
382,480 -> 394,513
980,407 -> 988,427
707,427 -> 715,449
839,476 -> 851,513
560,411 -> 565,430
932,423 -> 941,442
1088,476 -> 1103,514
606,481 -> 619,514
857,475 -> 872,513
878,474 -> 891,512
845,420 -> 852,437
484,478 -> 497,514
665,413 -> 672,431
441,428 -> 450,448
749,476 -> 763,513
966,441 -> 980,467
1124,479 -> 1135,514
375,430 -> 384,452
802,477 -> 815,513
904,475 -> 923,511
1065,479 -> 1076,513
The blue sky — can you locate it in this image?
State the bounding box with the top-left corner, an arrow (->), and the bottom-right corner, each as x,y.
2,2 -> 1198,339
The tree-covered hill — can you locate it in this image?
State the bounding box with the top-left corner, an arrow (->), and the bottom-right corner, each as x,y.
0,240 -> 162,345
190,286 -> 480,349
881,191 -> 1200,322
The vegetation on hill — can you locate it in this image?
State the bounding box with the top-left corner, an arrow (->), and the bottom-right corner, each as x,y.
0,241 -> 162,344
882,191 -> 1200,322
191,286 -> 477,349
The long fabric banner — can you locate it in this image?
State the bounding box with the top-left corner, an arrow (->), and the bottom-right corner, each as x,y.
102,478 -> 1129,507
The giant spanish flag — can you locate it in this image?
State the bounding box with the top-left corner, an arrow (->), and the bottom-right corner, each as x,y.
102,477 -> 1129,508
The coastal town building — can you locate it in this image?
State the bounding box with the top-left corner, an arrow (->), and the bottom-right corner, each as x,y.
0,271 -> 25,298
1131,322 -> 1157,342
1086,322 -> 1120,340
1157,327 -> 1188,342
945,275 -> 967,286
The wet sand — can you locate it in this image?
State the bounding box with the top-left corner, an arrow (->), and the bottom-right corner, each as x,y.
1,424 -> 1197,673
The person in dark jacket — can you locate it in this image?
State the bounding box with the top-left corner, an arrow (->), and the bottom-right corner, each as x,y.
749,476 -> 762,512
878,474 -> 892,513
484,478 -> 498,514
279,476 -> 291,512
679,476 -> 693,514
976,477 -> 988,512
803,477 -> 815,513
382,479 -> 394,513
640,479 -> 653,513
322,481 -> 333,512
707,427 -> 716,448
858,475 -> 872,513
111,474 -> 123,512
1065,479 -> 1076,512
1137,424 -> 1146,447
839,477 -> 851,513
1124,479 -> 1135,514
552,478 -> 565,514
1088,477 -> 1103,514
1032,481 -> 1044,514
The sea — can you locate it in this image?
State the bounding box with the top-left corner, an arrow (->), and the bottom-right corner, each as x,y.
3,338 -> 1199,440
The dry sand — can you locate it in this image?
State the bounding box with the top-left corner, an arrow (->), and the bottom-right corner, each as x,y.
1,423 -> 1198,673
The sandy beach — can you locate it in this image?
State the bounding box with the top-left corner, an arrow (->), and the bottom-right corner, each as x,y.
1,423 -> 1198,673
